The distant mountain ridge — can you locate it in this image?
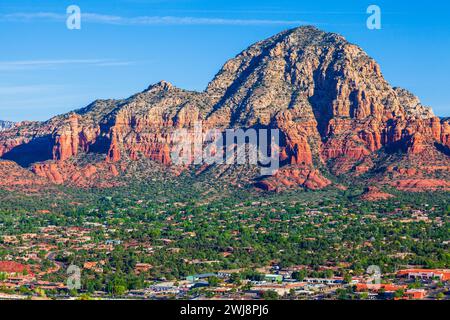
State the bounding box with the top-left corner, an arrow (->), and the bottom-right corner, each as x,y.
0,26 -> 449,193
0,120 -> 15,131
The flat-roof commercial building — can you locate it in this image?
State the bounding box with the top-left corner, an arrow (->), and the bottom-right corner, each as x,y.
397,269 -> 450,281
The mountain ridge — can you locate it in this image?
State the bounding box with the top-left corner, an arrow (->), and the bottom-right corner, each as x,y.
1,26 -> 449,193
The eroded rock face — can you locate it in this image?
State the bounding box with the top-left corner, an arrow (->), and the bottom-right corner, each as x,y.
31,161 -> 121,187
0,26 -> 449,191
0,160 -> 48,189
257,167 -> 331,192
52,114 -> 83,161
392,179 -> 450,192
360,186 -> 394,201
441,119 -> 450,148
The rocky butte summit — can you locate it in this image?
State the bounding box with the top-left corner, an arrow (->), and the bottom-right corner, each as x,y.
1,26 -> 449,193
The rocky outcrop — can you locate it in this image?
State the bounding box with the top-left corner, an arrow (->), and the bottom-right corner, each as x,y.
441,118 -> 450,148
256,167 -> 331,191
31,161 -> 121,187
52,114 -> 83,161
392,179 -> 450,192
0,160 -> 47,189
360,186 -> 394,201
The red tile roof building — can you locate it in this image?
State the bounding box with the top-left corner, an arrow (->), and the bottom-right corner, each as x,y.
0,261 -> 33,276
356,283 -> 407,293
397,269 -> 450,281
404,289 -> 426,300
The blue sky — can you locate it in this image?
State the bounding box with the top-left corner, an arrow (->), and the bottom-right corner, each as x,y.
0,0 -> 449,121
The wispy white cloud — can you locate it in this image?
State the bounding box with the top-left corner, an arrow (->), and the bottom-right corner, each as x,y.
83,13 -> 311,26
0,12 -> 312,26
0,12 -> 65,21
0,84 -> 64,95
0,59 -> 135,71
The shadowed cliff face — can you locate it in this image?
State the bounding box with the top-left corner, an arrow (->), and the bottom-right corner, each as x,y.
0,26 -> 449,192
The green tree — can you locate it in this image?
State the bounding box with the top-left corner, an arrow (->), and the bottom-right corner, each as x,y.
394,289 -> 405,299
436,292 -> 445,300
208,276 -> 220,287
262,290 -> 279,300
230,273 -> 242,285
292,270 -> 307,281
343,273 -> 352,284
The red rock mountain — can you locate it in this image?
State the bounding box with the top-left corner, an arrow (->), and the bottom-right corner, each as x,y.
1,26 -> 449,192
